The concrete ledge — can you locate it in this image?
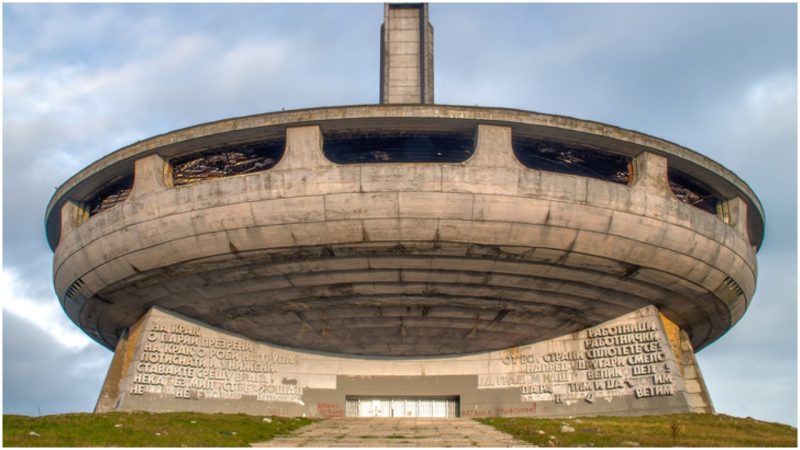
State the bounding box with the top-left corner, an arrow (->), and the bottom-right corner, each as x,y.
44,104 -> 766,251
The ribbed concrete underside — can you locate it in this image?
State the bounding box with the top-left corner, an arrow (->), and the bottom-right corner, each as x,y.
92,240 -> 728,356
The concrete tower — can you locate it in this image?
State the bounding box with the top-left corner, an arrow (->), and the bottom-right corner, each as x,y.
380,3 -> 434,104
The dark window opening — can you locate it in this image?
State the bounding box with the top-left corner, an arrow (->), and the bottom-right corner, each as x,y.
323,131 -> 474,164
512,138 -> 630,184
171,139 -> 284,186
87,174 -> 134,216
668,168 -> 721,215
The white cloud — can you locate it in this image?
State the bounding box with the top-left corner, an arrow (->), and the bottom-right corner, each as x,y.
3,310 -> 112,416
4,30 -> 298,153
743,72 -> 796,118
725,71 -> 797,161
214,41 -> 291,87
1,270 -> 93,351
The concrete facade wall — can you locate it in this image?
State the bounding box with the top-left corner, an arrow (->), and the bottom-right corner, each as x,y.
52,122 -> 756,355
101,306 -> 697,418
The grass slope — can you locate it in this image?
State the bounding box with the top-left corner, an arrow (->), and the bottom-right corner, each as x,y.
3,412 -> 796,447
479,414 -> 797,447
3,412 -> 314,447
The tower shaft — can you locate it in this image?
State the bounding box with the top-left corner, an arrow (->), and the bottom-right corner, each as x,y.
380,3 -> 434,104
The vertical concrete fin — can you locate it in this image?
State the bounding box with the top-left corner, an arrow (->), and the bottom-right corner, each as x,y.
661,319 -> 716,414
659,313 -> 684,373
131,154 -> 171,197
274,125 -> 330,170
380,3 -> 434,104
60,200 -> 87,238
467,124 -> 521,169
719,196 -> 750,241
94,311 -> 149,413
631,151 -> 671,195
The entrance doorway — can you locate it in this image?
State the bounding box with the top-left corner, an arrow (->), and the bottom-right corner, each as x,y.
345,396 -> 459,418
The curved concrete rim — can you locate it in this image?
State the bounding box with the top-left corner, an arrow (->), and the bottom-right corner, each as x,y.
45,103 -> 765,250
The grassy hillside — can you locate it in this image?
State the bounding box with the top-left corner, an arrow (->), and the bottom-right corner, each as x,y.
478,414 -> 797,447
3,412 -> 314,447
3,411 -> 796,447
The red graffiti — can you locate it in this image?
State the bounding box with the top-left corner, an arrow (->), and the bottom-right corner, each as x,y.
316,402 -> 344,418
462,409 -> 493,417
494,404 -> 536,417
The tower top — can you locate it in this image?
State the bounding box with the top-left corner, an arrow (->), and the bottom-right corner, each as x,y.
380,3 -> 434,104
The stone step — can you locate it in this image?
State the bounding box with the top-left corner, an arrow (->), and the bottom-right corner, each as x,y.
251,418 -> 531,447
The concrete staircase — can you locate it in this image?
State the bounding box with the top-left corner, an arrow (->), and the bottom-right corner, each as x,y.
252,418 -> 531,447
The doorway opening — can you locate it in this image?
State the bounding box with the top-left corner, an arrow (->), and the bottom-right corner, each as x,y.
344,396 -> 459,418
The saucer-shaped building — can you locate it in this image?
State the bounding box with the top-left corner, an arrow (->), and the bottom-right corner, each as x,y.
47,4 -> 762,418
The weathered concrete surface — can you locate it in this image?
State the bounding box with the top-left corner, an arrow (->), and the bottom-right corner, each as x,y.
677,331 -> 715,413
98,305 -> 710,418
94,318 -> 145,413
251,418 -> 531,447
380,4 -> 433,104
45,105 -> 765,252
52,122 -> 757,354
658,315 -> 713,414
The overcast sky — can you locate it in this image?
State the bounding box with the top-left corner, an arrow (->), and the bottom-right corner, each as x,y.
3,3 -> 796,426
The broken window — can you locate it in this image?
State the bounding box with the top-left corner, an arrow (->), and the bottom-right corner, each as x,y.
323,131 -> 474,164
171,139 -> 284,186
512,138 -> 630,184
668,168 -> 721,215
87,174 -> 134,216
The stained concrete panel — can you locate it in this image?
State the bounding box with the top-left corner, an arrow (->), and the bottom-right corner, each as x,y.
361,165 -> 441,192
101,305 -> 709,418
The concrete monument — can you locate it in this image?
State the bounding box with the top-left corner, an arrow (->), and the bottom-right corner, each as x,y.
46,4 -> 761,418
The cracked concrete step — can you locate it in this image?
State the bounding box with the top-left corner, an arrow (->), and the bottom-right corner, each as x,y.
251,418 -> 531,447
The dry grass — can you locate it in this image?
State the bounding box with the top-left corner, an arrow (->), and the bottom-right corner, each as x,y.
4,411 -> 795,447
3,411 -> 314,447
478,413 -> 797,447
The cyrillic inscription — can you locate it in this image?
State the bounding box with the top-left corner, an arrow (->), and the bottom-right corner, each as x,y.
128,321 -> 303,403
482,319 -> 679,405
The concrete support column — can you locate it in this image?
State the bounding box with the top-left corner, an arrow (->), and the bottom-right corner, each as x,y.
131,154 -> 171,197
468,124 -> 520,169
60,200 -> 88,237
719,196 -> 750,241
95,316 -> 147,413
631,151 -> 671,195
678,330 -> 715,413
273,125 -> 330,170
